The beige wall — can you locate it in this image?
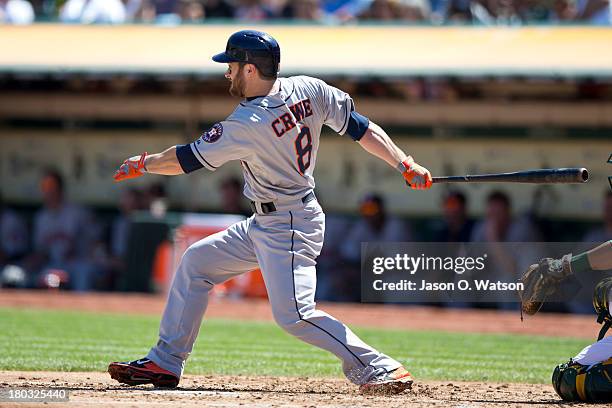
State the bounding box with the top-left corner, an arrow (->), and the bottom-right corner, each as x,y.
1,130 -> 608,219
1,25 -> 612,76
3,93 -> 612,127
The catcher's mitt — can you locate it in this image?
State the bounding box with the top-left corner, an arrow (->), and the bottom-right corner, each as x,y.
518,254 -> 573,316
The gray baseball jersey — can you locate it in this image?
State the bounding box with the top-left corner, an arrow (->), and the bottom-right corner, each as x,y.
146,76 -> 402,386
188,75 -> 353,202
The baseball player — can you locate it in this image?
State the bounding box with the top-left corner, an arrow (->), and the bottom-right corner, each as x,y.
552,277 -> 612,402
519,241 -> 612,401
108,30 -> 432,395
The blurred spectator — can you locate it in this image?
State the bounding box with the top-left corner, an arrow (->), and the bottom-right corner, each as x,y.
514,0 -> 552,22
149,0 -> 177,13
398,0 -> 430,20
141,0 -> 234,21
315,213 -> 352,301
26,169 -> 102,291
470,191 -> 542,308
60,0 -> 127,24
471,191 -> 541,243
360,0 -> 401,20
583,191 -> 612,243
576,0 -> 611,24
432,190 -> 473,242
445,0 -> 471,22
150,0 -> 178,13
105,187 -> 144,289
340,193 -> 412,262
551,0 -> 578,21
27,0 -> 48,18
234,0 -> 275,21
133,0 -> 157,21
179,0 -> 204,21
111,187 -> 143,259
428,0 -> 447,22
282,0 -> 324,20
332,194 -> 411,301
470,0 -> 522,25
203,0 -> 234,18
322,0 -> 372,22
148,0 -> 182,23
124,0 -> 145,21
16,0 -> 612,24
218,176 -> 250,216
565,190 -> 612,313
0,0 -> 34,24
0,194 -> 28,266
145,182 -> 169,218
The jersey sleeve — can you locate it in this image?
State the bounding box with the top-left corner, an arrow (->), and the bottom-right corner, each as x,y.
189,120 -> 251,171
314,78 -> 355,135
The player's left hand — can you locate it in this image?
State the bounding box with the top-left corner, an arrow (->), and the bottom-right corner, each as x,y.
114,152 -> 147,182
401,157 -> 432,190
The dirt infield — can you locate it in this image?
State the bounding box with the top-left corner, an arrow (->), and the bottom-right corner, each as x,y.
0,289 -> 600,338
2,290 -> 605,407
1,370 -> 599,408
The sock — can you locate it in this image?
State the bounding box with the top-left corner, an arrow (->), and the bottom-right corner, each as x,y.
570,252 -> 592,274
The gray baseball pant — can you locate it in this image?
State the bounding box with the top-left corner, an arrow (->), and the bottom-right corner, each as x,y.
146,197 -> 402,385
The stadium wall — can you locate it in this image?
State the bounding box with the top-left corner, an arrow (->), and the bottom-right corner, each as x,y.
0,130 -> 607,218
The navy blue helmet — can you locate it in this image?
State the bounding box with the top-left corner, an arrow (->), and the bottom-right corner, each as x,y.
212,30 -> 281,78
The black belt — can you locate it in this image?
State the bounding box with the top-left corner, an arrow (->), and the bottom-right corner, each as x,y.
250,191 -> 315,214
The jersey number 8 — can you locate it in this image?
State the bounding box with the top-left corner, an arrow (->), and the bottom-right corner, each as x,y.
294,126 -> 312,175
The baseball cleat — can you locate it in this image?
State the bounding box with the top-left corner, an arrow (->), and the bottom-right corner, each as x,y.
108,358 -> 179,388
359,366 -> 414,395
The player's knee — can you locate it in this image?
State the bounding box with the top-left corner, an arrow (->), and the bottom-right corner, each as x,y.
271,309 -> 302,332
183,242 -> 206,262
553,360 -> 612,402
553,362 -> 580,401
271,301 -> 320,331
176,246 -> 214,287
176,247 -> 197,276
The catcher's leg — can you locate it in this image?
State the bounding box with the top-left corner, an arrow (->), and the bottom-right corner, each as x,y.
553,338 -> 612,402
250,204 -> 403,387
111,218 -> 259,383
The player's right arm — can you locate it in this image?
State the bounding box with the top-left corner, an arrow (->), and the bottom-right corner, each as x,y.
311,76 -> 432,190
357,121 -> 432,190
114,120 -> 250,182
113,147 -> 184,182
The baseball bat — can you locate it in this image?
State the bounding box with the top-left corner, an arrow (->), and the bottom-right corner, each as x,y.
432,168 -> 589,184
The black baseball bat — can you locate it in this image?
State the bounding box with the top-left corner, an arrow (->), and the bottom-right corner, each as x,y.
432,168 -> 589,184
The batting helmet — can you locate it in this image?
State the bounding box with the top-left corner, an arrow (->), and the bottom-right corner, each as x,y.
593,277 -> 612,340
212,30 -> 281,79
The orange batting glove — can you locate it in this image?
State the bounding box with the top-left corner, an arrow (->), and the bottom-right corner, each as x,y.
114,152 -> 147,182
401,156 -> 432,190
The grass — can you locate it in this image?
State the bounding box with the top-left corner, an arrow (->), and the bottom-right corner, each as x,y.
0,307 -> 589,384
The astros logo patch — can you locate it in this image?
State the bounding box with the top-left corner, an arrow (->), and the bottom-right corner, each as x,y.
201,123 -> 223,143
